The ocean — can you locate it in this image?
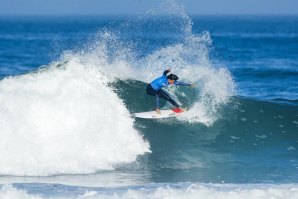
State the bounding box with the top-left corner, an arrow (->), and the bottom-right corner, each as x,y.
0,3 -> 298,199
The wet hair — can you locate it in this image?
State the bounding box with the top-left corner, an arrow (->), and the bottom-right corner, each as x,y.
167,74 -> 179,81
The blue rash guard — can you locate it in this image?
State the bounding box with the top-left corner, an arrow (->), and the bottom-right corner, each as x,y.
150,70 -> 191,91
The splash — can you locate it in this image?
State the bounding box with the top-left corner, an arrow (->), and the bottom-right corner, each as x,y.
134,1 -> 236,125
85,27 -> 235,126
95,30 -> 235,125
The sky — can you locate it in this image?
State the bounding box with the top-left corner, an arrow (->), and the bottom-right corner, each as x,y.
0,0 -> 297,16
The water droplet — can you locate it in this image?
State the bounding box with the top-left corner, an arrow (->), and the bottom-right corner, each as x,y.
230,136 -> 240,140
255,135 -> 267,139
241,117 -> 247,121
287,146 -> 296,151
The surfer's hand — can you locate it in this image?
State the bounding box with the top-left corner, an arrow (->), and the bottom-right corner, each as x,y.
190,83 -> 196,87
156,109 -> 161,114
167,68 -> 171,72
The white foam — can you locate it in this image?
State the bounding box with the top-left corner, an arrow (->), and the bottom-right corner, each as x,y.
181,66 -> 235,125
1,184 -> 298,199
0,56 -> 150,176
0,185 -> 42,199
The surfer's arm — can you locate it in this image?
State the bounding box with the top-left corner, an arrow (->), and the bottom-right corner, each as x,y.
163,69 -> 170,76
174,81 -> 191,86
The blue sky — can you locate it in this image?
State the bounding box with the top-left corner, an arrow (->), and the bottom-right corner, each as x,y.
0,0 -> 297,15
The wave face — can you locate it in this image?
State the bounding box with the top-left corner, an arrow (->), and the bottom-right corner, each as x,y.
114,80 -> 298,183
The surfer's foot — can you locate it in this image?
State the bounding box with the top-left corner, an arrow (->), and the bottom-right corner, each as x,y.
156,109 -> 161,114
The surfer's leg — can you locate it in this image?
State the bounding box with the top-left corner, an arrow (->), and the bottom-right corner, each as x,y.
146,84 -> 161,112
157,89 -> 179,108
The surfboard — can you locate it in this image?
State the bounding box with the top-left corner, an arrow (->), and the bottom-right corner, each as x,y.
134,109 -> 184,119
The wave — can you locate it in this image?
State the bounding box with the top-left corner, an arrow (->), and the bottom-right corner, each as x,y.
0,33 -> 234,176
0,37 -> 234,177
0,1 -> 239,177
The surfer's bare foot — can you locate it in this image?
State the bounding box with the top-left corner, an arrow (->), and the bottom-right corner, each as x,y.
156,109 -> 161,114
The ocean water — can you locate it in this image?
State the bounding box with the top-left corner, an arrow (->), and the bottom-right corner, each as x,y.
0,3 -> 298,199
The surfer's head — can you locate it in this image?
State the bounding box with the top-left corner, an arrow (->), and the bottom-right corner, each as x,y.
167,74 -> 178,84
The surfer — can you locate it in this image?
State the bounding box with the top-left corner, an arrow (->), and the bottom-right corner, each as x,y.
146,68 -> 193,114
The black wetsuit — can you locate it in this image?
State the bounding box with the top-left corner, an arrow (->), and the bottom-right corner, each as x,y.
146,84 -> 180,108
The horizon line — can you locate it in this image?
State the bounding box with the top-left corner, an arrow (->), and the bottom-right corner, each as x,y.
0,13 -> 298,17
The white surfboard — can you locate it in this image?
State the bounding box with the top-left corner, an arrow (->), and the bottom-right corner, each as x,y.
134,109 -> 184,119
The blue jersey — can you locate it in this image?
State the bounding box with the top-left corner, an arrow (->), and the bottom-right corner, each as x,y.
150,75 -> 169,91
150,70 -> 191,91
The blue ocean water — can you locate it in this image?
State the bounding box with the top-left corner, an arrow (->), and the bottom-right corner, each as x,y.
0,8 -> 298,199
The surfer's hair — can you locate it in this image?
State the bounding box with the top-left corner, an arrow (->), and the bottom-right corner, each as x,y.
167,74 -> 179,81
